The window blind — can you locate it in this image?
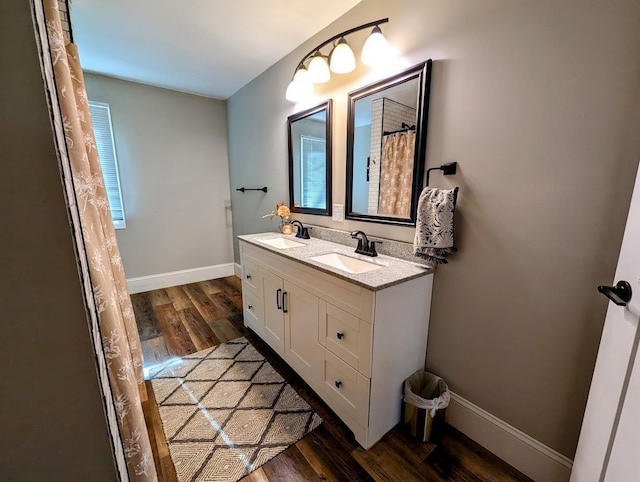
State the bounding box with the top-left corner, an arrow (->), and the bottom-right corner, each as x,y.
88,101 -> 126,229
300,136 -> 327,210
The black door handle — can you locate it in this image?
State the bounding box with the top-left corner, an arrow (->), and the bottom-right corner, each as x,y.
282,291 -> 288,313
276,288 -> 282,309
598,281 -> 632,307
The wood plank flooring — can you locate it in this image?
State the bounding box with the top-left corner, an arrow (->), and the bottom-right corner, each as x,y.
132,277 -> 532,482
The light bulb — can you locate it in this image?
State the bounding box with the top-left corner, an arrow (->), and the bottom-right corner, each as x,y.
361,25 -> 389,67
308,53 -> 330,83
329,38 -> 356,74
285,79 -> 301,102
285,66 -> 313,102
293,66 -> 313,97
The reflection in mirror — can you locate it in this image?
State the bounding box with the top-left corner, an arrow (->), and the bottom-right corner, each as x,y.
346,61 -> 432,225
288,100 -> 332,216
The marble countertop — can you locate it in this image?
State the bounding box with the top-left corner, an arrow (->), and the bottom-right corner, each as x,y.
238,232 -> 433,291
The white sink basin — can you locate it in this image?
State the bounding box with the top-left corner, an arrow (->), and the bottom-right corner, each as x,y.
256,236 -> 305,249
310,252 -> 386,274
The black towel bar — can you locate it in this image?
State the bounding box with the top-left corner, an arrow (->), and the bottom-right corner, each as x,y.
236,186 -> 268,193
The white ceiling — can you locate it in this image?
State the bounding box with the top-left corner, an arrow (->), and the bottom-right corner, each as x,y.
71,0 -> 362,100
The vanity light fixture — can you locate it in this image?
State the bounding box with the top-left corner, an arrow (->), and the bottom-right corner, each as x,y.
285,18 -> 389,102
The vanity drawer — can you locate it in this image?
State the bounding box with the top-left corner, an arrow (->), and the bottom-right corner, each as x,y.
320,301 -> 372,378
243,290 -> 263,335
241,256 -> 262,298
323,350 -> 370,428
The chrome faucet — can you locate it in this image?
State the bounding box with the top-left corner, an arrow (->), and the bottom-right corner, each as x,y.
291,220 -> 311,239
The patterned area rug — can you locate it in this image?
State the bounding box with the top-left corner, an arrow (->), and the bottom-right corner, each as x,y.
149,337 -> 322,482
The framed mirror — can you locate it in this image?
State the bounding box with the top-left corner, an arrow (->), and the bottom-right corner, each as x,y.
288,100 -> 332,216
346,60 -> 432,225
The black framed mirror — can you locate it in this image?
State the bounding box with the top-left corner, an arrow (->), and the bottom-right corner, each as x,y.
288,100 -> 332,216
346,60 -> 432,225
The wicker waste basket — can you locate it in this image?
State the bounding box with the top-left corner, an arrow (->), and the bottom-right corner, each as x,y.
402,371 -> 450,442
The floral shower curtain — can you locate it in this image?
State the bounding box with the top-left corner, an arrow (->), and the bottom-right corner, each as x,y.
44,1 -> 156,480
378,130 -> 416,217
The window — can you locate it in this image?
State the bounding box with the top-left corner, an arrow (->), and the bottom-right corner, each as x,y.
300,135 -> 327,209
88,101 -> 126,229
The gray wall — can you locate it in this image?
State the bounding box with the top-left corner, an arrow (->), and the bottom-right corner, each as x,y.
227,0 -> 640,458
0,2 -> 117,479
85,74 -> 233,279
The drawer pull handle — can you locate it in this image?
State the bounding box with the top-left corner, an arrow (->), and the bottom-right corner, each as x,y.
336,332 -> 344,340
246,274 -> 252,280
248,304 -> 253,310
334,380 -> 342,389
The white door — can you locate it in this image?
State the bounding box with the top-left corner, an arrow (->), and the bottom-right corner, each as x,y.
571,163 -> 640,481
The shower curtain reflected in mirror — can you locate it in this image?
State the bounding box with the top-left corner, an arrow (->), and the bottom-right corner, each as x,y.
378,130 -> 415,217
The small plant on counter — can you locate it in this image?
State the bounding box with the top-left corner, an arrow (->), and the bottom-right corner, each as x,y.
262,202 -> 292,233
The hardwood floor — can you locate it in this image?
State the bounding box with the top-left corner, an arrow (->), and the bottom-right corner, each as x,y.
132,277 -> 532,482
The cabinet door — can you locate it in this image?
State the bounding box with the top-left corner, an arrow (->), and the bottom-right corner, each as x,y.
241,256 -> 262,298
262,269 -> 285,354
284,281 -> 323,391
243,290 -> 264,336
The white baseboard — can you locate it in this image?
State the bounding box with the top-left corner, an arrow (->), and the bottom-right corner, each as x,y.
127,263 -> 235,294
234,262 -> 242,278
445,392 -> 573,482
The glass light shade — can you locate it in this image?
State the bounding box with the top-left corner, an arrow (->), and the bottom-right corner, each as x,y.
308,54 -> 331,83
361,25 -> 389,66
285,66 -> 313,102
285,80 -> 300,102
329,38 -> 356,74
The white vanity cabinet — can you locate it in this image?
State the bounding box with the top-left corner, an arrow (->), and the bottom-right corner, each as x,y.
239,238 -> 433,449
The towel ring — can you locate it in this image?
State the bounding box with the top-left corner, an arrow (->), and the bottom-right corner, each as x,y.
426,162 -> 457,186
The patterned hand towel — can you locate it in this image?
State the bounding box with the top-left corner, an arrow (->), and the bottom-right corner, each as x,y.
413,186 -> 459,265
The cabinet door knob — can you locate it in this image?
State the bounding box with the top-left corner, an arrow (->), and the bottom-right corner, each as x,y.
248,304 -> 253,310
334,380 -> 342,389
336,332 -> 344,340
246,274 -> 252,280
